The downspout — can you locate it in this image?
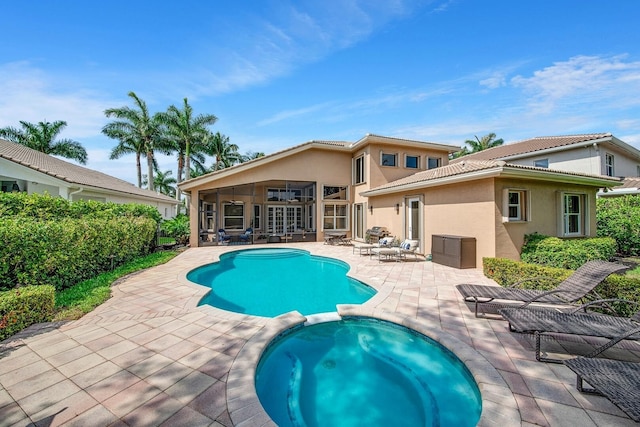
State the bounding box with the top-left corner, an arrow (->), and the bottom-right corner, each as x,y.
68,187 -> 83,201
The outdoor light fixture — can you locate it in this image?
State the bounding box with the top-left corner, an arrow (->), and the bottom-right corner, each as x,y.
369,205 -> 373,214
395,203 -> 400,213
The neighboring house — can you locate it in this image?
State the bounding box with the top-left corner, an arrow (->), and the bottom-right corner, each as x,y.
179,133 -> 620,266
0,139 -> 178,219
452,133 -> 640,196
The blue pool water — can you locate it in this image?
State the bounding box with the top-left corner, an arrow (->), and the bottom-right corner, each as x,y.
188,248 -> 376,317
256,318 -> 482,427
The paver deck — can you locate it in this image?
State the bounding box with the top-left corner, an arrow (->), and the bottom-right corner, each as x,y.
1,243 -> 639,426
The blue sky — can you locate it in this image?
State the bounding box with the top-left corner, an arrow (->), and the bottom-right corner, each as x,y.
3,0 -> 640,185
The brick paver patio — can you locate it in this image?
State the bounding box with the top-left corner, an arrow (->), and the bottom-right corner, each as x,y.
1,243 -> 638,426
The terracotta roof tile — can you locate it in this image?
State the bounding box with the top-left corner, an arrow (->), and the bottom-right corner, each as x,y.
0,139 -> 176,202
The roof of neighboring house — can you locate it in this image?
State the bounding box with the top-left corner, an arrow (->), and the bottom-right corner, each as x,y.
450,133 -> 640,162
361,159 -> 622,196
180,134 -> 459,190
0,139 -> 176,203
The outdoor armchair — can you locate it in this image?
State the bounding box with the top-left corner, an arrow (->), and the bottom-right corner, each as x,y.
456,260 -> 627,317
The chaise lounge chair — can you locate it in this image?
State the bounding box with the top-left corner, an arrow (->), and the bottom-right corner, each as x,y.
456,260 -> 627,317
564,357 -> 640,422
499,300 -> 640,363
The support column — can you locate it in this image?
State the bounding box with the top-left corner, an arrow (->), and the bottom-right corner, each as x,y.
189,189 -> 200,248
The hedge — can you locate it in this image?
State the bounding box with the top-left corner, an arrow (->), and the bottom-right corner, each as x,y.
0,285 -> 55,341
596,195 -> 640,256
483,257 -> 640,316
520,233 -> 616,269
0,216 -> 157,291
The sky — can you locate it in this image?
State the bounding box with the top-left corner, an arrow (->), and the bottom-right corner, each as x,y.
3,0 -> 640,185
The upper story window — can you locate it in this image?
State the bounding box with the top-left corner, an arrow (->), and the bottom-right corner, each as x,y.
605,153 -> 615,177
353,155 -> 365,184
381,152 -> 397,167
561,193 -> 586,236
405,155 -> 420,169
323,185 -> 348,200
427,157 -> 441,169
267,188 -> 301,202
502,189 -> 528,222
534,158 -> 549,168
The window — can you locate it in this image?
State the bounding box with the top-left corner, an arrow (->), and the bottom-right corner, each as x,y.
381,152 -> 397,167
353,155 -> 365,184
562,193 -> 585,236
405,155 -> 420,169
427,157 -> 441,169
605,153 -> 615,177
323,185 -> 348,200
503,189 -> 528,222
267,188 -> 301,202
223,203 -> 244,230
534,158 -> 549,168
323,203 -> 348,230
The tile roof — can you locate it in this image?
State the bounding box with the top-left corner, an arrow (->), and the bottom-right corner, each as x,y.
363,159 -> 620,195
621,177 -> 640,189
0,139 -> 176,202
451,133 -> 612,162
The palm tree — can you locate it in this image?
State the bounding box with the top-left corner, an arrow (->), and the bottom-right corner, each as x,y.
0,120 -> 88,164
102,92 -> 172,191
161,98 -> 217,199
241,151 -> 266,162
204,131 -> 242,171
142,169 -> 177,197
463,133 -> 504,153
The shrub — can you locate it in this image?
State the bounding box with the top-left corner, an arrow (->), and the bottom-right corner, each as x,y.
520,233 -> 616,269
0,286 -> 55,341
597,195 -> 640,256
160,214 -> 190,245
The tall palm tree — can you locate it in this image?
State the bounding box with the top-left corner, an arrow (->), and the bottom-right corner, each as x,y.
241,151 -> 266,162
102,92 -> 171,191
0,120 -> 88,164
161,98 -> 218,199
142,169 -> 177,197
464,133 -> 504,153
204,131 -> 241,171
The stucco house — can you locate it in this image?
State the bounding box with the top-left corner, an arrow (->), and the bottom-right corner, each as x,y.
0,138 -> 178,219
180,133 -> 620,266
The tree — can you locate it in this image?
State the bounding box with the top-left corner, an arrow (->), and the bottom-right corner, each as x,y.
0,120 -> 88,164
161,98 -> 217,199
142,169 -> 177,198
102,92 -> 172,190
463,133 -> 504,153
204,131 -> 242,171
241,151 -> 266,162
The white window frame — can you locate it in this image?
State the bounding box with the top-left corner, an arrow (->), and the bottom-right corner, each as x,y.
253,204 -> 261,230
223,203 -> 244,230
427,157 -> 441,169
405,154 -> 420,169
380,152 -> 397,167
353,155 -> 365,184
559,192 -> 587,237
322,185 -> 348,201
323,202 -> 349,231
533,158 -> 549,168
502,189 -> 529,223
605,153 -> 615,177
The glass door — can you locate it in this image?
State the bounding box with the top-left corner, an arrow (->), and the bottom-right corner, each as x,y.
406,197 -> 421,248
353,203 -> 364,240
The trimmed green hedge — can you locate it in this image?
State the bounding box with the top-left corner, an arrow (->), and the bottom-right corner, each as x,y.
520,233 -> 616,269
0,216 -> 157,291
483,257 -> 640,316
0,286 -> 55,341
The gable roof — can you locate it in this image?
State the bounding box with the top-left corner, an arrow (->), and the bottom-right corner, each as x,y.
180,133 -> 459,190
0,139 -> 176,203
450,133 -> 639,162
361,159 -> 621,196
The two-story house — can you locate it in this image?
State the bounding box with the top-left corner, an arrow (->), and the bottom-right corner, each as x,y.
180,133 -> 619,266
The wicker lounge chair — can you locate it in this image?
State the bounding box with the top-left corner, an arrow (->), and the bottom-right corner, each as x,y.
456,260 -> 627,317
499,301 -> 640,363
564,357 -> 640,422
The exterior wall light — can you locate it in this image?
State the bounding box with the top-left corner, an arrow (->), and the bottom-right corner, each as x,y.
395,203 -> 400,213
369,205 -> 373,214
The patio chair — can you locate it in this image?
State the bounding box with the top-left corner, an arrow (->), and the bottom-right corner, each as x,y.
499,300 -> 640,363
396,239 -> 420,260
218,229 -> 232,244
564,357 -> 640,422
238,227 -> 253,244
456,260 -> 627,317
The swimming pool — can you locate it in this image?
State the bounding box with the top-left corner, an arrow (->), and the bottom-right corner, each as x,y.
255,317 -> 482,426
188,248 -> 376,317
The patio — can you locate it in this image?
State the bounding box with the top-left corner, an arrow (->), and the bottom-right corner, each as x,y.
1,242 -> 638,426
